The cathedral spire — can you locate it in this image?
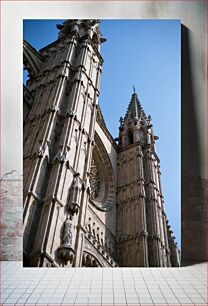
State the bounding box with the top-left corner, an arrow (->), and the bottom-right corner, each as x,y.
133,84 -> 136,94
124,88 -> 146,120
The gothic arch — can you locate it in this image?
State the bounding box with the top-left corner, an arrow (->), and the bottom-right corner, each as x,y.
138,126 -> 147,144
127,129 -> 134,145
82,251 -> 103,267
89,132 -> 115,211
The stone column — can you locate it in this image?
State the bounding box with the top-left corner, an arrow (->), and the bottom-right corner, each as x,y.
144,146 -> 162,266
136,146 -> 149,266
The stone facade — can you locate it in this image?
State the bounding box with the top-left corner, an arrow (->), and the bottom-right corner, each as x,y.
23,19 -> 180,267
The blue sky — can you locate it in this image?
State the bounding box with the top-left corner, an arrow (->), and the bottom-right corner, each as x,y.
24,19 -> 181,248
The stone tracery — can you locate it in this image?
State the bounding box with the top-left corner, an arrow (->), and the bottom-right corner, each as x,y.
89,132 -> 115,212
89,158 -> 101,200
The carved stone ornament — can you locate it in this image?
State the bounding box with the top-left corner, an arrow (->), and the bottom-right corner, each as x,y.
67,173 -> 82,215
57,216 -> 75,265
89,156 -> 113,212
36,141 -> 45,157
82,251 -> 102,267
62,216 -> 73,245
57,245 -> 75,265
88,133 -> 115,212
30,256 -> 41,267
89,158 -> 101,200
53,146 -> 70,163
42,258 -> 54,267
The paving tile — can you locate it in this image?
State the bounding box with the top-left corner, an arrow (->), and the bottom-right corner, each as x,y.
102,297 -> 114,303
176,297 -> 192,303
153,299 -> 167,305
1,261 -> 208,306
125,294 -> 138,298
197,292 -> 207,299
139,298 -> 153,304
26,297 -> 40,303
65,292 -> 77,296
161,293 -> 177,300
88,298 -> 102,304
40,293 -> 53,298
6,293 -> 22,300
164,297 -> 180,303
2,288 -> 15,295
189,296 -> 207,303
74,297 -> 89,304
114,292 -> 126,297
3,298 -> 20,304
137,294 -> 151,298
114,298 -> 127,303
126,297 -> 140,303
113,288 -> 125,293
135,285 -> 148,289
91,290 -> 102,295
102,289 -> 114,293
47,297 -> 64,303
88,293 -> 102,298
165,301 -> 180,305
136,288 -> 149,292
62,296 -> 77,303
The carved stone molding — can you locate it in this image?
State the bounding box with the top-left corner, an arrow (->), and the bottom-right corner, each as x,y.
89,132 -> 115,212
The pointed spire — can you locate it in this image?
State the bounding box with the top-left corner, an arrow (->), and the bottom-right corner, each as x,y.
124,88 -> 146,120
133,84 -> 136,94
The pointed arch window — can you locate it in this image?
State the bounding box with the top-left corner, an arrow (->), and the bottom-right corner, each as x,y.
127,130 -> 134,145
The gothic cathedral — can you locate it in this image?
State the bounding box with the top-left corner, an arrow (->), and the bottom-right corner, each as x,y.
23,20 -> 180,267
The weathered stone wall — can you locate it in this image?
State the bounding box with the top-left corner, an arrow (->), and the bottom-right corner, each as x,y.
182,177 -> 208,264
0,171 -> 23,260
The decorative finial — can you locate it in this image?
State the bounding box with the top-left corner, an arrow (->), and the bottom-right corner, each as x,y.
133,85 -> 136,94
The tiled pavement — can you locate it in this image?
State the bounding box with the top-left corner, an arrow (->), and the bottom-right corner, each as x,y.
0,261 -> 207,305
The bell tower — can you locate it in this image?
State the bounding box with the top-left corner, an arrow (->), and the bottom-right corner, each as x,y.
23,20 -> 106,267
116,89 -> 172,267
